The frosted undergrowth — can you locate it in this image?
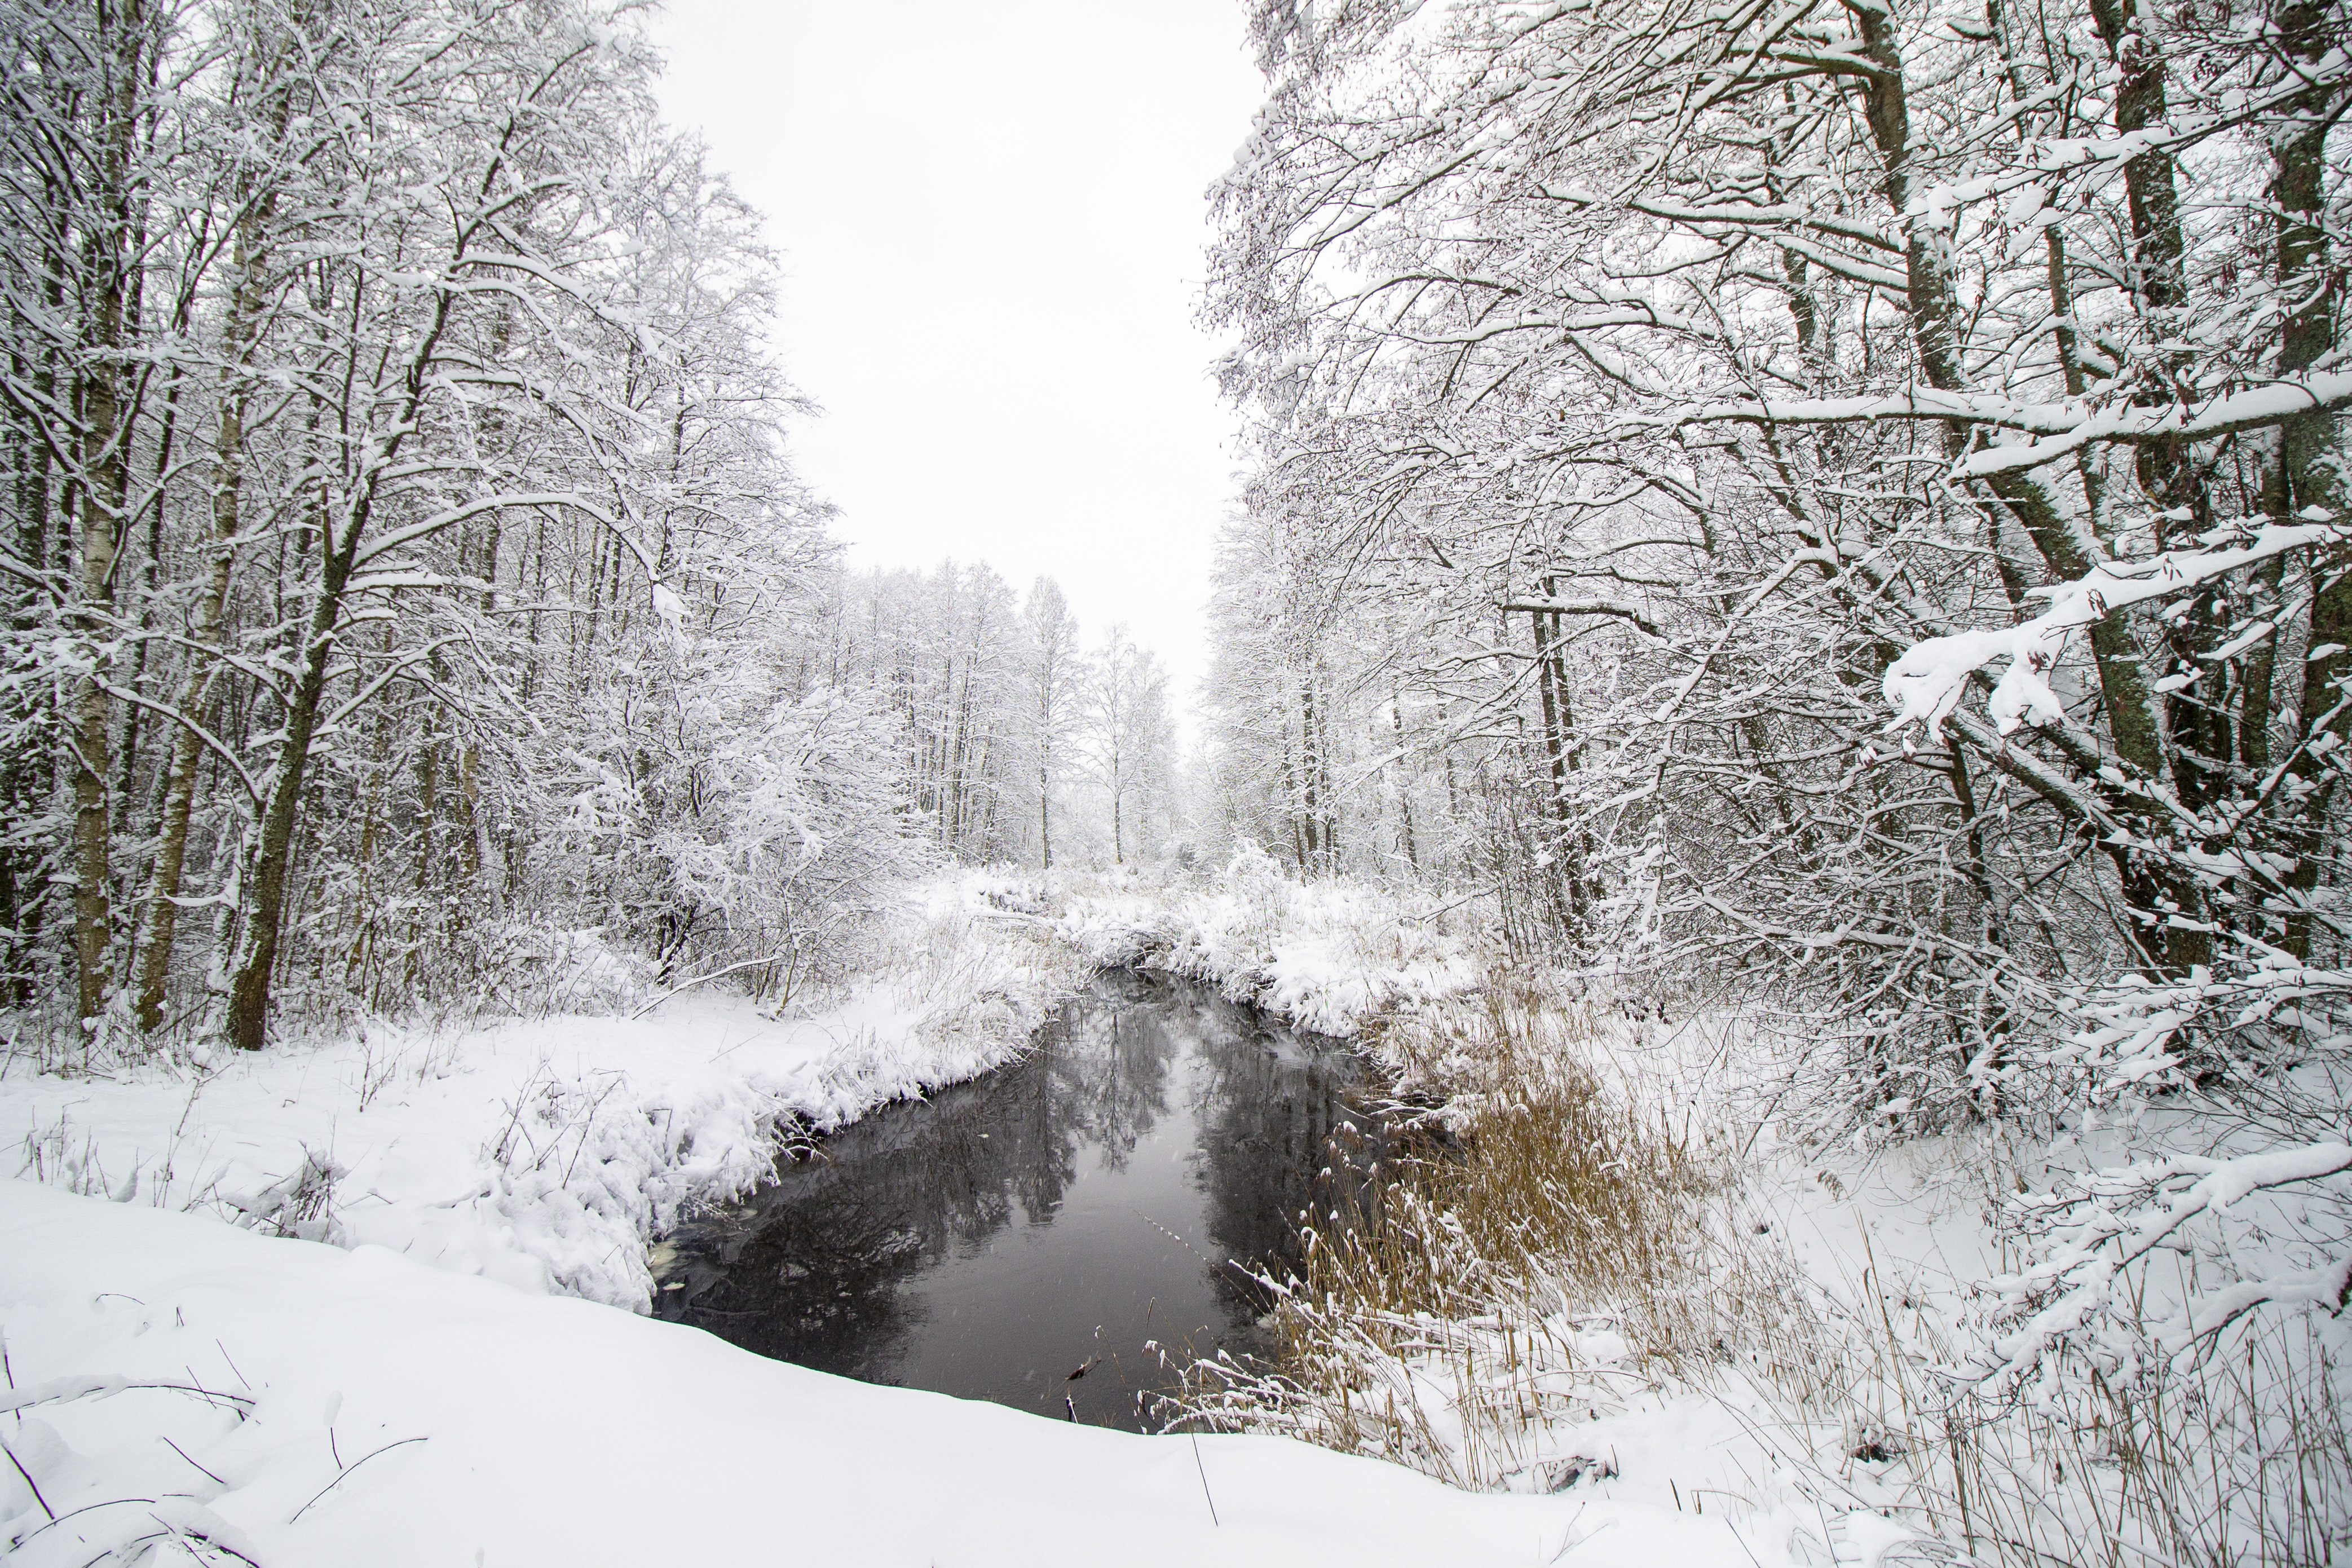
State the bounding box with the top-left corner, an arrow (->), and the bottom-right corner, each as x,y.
3,878 -> 1084,1312
1054,857 -> 2352,1563
1058,843 -> 1478,1040
1181,974 -> 2352,1567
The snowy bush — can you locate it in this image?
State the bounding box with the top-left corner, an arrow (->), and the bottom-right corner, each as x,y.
1060,845 -> 1478,1037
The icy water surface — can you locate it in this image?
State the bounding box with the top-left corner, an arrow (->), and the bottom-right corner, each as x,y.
650,973 -> 1392,1430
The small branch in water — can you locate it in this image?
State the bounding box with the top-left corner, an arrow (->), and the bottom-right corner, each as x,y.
1063,1395 -> 1078,1421
1133,1209 -> 1211,1263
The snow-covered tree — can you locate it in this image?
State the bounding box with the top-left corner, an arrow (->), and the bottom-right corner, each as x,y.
0,0 -> 923,1045
1082,625 -> 1179,866
1207,0 -> 2352,1399
1210,0 -> 2352,1089
1021,575 -> 1083,869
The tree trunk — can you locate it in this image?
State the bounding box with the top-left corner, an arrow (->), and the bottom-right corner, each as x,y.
1039,758 -> 1052,869
1,273 -> 61,1001
225,516 -> 348,1050
1854,1 -> 2195,965
224,284 -> 463,1044
1389,686 -> 1417,871
136,180 -> 280,1031
2267,0 -> 2347,957
69,0 -> 148,1025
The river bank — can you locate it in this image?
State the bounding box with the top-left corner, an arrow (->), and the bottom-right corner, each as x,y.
1,881 -> 1084,1313
0,1178 -> 1751,1567
17,859 -> 2300,1566
0,869 -> 1775,1565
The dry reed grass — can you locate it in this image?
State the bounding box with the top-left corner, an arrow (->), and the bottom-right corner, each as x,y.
1172,980 -> 1810,1487
1172,975 -> 2352,1567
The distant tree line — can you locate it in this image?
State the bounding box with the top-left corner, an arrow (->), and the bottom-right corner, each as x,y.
818,564 -> 1183,873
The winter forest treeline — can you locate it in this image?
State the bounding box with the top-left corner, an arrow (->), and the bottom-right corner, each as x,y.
0,0 -> 1177,1049
1197,0 -> 2352,1134
12,0 -> 2352,1139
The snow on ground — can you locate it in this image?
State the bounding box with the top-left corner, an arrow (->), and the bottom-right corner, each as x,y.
21,858 -> 2314,1562
1058,846 -> 1478,1039
3,882 -> 1083,1313
0,1180 -> 1764,1567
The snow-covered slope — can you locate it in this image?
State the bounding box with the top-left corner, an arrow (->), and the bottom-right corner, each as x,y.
2,889 -> 1082,1313
0,1181 -> 1755,1567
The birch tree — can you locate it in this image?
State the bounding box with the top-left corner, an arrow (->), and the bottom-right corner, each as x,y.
1022,575 -> 1080,869
1084,625 -> 1176,866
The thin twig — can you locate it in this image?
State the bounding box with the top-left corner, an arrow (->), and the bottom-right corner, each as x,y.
160,1433 -> 227,1487
629,954 -> 791,1019
0,1432 -> 52,1520
12,1495 -> 156,1547
287,1436 -> 426,1523
143,1514 -> 266,1567
1191,1433 -> 1221,1527
1,1377 -> 253,1417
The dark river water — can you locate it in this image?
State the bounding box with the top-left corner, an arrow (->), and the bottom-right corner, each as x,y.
650,973 -> 1392,1430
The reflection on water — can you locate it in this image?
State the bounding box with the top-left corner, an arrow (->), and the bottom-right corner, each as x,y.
651,973 -> 1390,1430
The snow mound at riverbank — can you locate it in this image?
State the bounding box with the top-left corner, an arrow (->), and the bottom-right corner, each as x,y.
2,887 -> 1082,1313
0,1181 -> 1769,1568
1059,847 -> 1477,1037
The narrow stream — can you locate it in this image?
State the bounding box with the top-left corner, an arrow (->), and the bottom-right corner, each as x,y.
650,973 -> 1392,1430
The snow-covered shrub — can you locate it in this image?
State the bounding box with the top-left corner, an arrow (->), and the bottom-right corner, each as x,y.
1060,845 -> 1478,1037
551,620 -> 930,1015
483,927 -> 659,1019
224,1148 -> 344,1243
1176,970 -> 2352,1565
1916,936 -> 2352,1565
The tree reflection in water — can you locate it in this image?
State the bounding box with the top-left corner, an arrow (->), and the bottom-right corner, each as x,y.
652,973 -> 1390,1429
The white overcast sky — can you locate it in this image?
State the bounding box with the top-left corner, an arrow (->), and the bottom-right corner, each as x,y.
645,2 -> 1266,719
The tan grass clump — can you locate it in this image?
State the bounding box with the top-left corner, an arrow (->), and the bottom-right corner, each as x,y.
1173,979 -> 2352,1566
1172,979 -> 1821,1489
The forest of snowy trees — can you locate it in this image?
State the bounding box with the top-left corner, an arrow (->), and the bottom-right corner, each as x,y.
1200,0 -> 2352,1134
5,0 -> 2351,1557
0,0 -> 1179,1049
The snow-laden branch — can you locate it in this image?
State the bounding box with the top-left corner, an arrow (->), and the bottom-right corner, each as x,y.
1883,520 -> 2345,741
1956,375 -> 2352,479
96,681 -> 262,802
1979,1141 -> 2352,1386
1497,598 -> 1664,641
349,492 -> 592,571
1902,46 -> 2352,234
2064,945 -> 2352,1094
1665,373 -> 2352,470
1535,185 -> 1904,254
350,488 -> 683,633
